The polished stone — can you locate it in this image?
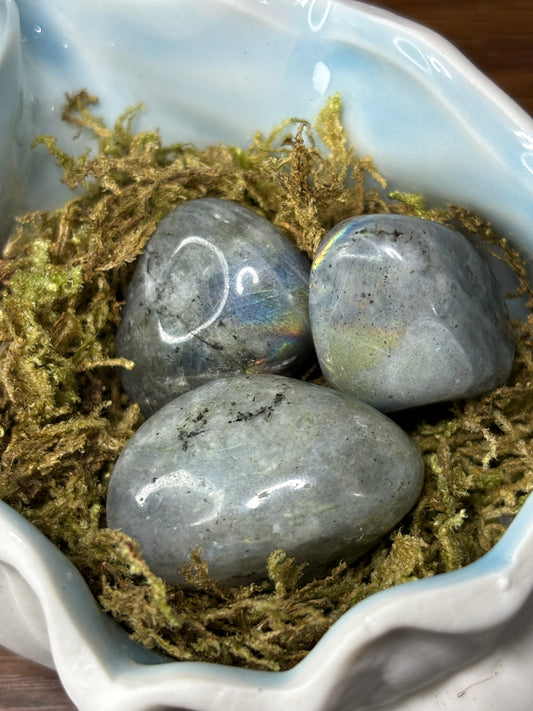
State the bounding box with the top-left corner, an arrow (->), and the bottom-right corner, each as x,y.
106,374 -> 424,588
309,214 -> 515,411
116,198 -> 312,416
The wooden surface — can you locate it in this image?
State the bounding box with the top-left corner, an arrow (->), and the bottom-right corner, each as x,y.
0,647 -> 76,711
1,2 -> 532,710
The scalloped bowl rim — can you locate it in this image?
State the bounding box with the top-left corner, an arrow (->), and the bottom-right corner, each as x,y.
1,0 -> 533,709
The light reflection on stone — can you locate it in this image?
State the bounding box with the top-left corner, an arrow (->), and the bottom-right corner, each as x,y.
116,198 -> 312,416
106,374 -> 424,588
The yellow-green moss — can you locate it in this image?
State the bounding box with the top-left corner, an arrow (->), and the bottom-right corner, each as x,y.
1,91 -> 532,671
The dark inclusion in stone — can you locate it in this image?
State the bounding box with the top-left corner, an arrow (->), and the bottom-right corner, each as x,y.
116,198 -> 312,416
309,214 -> 515,412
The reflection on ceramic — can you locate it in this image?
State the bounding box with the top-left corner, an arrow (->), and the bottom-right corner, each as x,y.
2,0 -> 533,709
0,0 -> 24,240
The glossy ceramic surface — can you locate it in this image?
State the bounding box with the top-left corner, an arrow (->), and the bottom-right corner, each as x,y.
0,0 -> 23,239
2,0 -> 533,709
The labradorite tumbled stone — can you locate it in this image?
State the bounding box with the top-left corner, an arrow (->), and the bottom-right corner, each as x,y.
106,374 -> 424,587
309,214 -> 515,411
116,198 -> 312,416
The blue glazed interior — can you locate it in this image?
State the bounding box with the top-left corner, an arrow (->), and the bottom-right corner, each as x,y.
0,0 -> 24,239
9,0 -> 533,257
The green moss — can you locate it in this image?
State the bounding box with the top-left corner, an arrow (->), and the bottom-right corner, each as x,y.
0,91 -> 532,671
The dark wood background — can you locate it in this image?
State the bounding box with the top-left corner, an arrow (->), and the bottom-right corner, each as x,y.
379,0 -> 533,115
1,1 -> 532,709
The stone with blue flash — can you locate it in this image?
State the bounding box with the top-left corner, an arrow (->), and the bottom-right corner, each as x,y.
116,198 -> 312,416
309,214 -> 515,411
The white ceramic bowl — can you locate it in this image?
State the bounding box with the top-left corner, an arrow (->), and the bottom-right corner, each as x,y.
2,1 -> 533,709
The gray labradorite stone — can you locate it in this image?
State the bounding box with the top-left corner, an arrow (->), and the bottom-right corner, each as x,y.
116,198 -> 312,416
106,374 -> 424,588
309,214 -> 515,411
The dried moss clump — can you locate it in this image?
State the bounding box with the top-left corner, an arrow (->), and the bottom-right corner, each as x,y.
1,91 -> 533,671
